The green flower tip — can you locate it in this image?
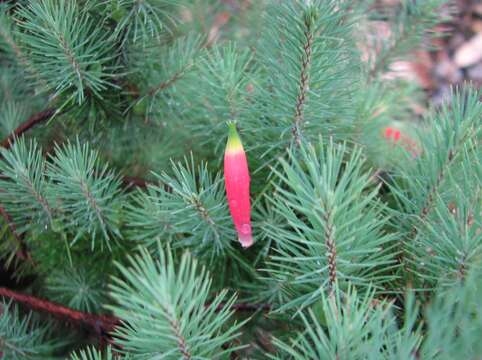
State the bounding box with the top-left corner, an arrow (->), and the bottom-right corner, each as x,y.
226,122 -> 243,153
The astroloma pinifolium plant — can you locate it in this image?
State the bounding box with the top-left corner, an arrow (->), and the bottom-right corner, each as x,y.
0,0 -> 480,359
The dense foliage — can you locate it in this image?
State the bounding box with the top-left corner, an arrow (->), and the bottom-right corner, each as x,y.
0,0 -> 480,359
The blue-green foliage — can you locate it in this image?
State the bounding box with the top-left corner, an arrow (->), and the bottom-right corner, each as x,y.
16,0 -> 118,106
2,0 -> 480,359
0,301 -> 62,359
107,246 -> 244,359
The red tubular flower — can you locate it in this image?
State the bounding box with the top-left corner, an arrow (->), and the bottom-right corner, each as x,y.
224,122 -> 253,248
383,126 -> 421,158
384,127 -> 401,143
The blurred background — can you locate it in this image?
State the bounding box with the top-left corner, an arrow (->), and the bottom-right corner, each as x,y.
372,0 -> 481,103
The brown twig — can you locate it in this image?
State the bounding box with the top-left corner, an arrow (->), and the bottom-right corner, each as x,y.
122,175 -> 149,189
0,287 -> 272,337
292,13 -> 314,145
1,108 -> 57,149
147,71 -> 185,98
0,287 -> 272,352
215,302 -> 271,312
322,209 -> 337,293
0,206 -> 32,263
0,287 -> 120,336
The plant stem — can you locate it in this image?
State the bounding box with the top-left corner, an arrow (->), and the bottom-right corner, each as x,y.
0,287 -> 271,337
1,108 -> 57,149
0,287 -> 119,335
